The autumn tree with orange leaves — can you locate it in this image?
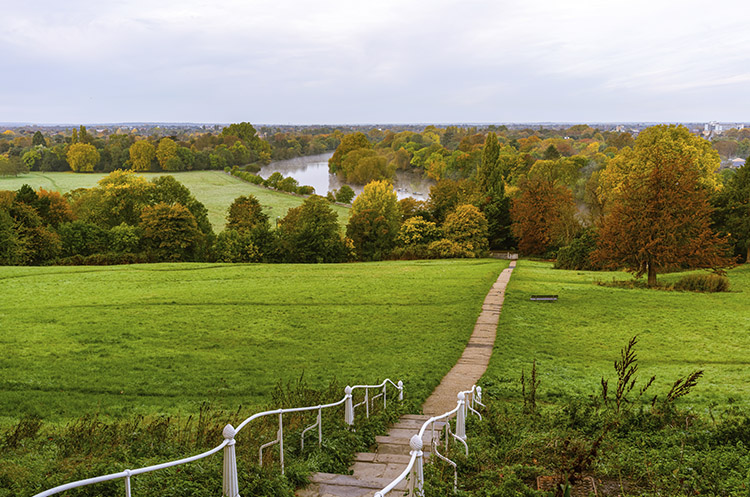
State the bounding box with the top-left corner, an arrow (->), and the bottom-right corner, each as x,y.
592,125 -> 733,287
511,176 -> 577,256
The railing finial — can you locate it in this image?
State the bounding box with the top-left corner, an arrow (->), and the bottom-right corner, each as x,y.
222,424 -> 240,497
344,385 -> 354,425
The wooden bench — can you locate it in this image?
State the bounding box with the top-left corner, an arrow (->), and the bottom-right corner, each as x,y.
530,295 -> 558,302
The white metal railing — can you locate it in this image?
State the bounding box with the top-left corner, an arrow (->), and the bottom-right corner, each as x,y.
374,385 -> 484,497
33,379 -> 404,497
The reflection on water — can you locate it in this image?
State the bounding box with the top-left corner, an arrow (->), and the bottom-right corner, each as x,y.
258,152 -> 435,201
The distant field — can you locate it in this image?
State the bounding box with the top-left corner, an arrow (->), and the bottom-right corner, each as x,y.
0,171 -> 351,230
0,259 -> 507,423
484,261 -> 750,409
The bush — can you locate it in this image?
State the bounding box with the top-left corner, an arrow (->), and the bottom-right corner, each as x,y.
397,216 -> 441,247
555,228 -> 601,270
296,185 -> 315,195
674,273 -> 730,292
428,239 -> 473,259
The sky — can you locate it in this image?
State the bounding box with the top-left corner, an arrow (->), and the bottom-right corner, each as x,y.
1,0 -> 749,125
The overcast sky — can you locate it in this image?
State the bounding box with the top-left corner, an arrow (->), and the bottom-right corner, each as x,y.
1,0 -> 749,124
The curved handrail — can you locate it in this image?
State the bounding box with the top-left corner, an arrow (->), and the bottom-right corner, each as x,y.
374,385 -> 484,497
375,403 -> 462,497
33,379 -> 404,497
34,440 -> 229,497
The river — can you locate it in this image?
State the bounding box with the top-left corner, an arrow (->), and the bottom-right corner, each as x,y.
258,152 -> 435,201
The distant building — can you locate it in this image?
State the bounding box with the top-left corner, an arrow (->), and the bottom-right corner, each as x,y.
730,158 -> 746,168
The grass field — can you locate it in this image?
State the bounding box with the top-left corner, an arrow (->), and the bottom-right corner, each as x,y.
0,259 -> 507,423
0,171 -> 351,230
484,261 -> 750,409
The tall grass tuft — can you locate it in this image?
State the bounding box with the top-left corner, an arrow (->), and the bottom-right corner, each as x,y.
673,273 -> 730,292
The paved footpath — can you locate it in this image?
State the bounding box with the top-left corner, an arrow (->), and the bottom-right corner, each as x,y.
299,261 -> 516,497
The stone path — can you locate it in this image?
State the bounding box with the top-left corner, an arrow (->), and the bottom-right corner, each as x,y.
298,261 -> 516,497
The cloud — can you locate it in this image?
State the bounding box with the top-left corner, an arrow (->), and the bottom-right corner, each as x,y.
1,0 -> 749,123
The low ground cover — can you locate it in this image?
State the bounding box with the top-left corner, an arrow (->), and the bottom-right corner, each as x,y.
484,261 -> 750,409
0,259 -> 507,423
0,171 -> 350,230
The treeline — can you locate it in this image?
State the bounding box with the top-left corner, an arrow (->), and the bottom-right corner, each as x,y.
0,123 -> 340,175
0,169 -> 496,265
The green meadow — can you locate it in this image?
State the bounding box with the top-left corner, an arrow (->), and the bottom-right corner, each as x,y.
0,259 -> 507,423
0,171 -> 351,230
484,260 -> 750,409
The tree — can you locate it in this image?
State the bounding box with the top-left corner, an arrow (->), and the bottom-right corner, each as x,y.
335,185 -> 355,204
477,132 -> 500,192
156,138 -> 178,170
442,204 -> 489,257
511,177 -> 578,256
226,195 -> 268,232
275,195 -> 348,263
328,132 -> 371,174
347,180 -> 402,260
593,125 -> 732,286
66,143 -> 100,172
140,203 -> 204,262
129,140 -> 156,171
713,162 -> 750,262
31,131 -> 46,147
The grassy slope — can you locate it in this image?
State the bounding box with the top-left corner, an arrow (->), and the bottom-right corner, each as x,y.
484,260 -> 750,409
0,171 -> 351,230
0,259 -> 507,422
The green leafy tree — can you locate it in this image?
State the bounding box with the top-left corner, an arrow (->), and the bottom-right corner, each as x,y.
347,180 -> 401,260
713,162 -> 750,262
227,195 -> 268,232
140,203 -> 204,262
328,132 -> 371,174
441,204 -> 489,257
66,143 -> 100,172
156,138 -> 178,170
129,140 -> 156,171
335,185 -> 355,204
275,195 -> 348,263
31,131 -> 46,147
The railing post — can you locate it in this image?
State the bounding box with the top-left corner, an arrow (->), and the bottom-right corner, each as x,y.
456,392 -> 466,441
124,469 -> 131,497
383,384 -> 387,409
222,424 -> 240,497
345,386 -> 354,425
476,386 -> 482,405
278,413 -> 284,474
398,380 -> 404,401
410,434 -> 424,497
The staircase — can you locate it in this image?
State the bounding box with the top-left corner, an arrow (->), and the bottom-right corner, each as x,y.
297,414 -> 445,497
298,261 -> 516,497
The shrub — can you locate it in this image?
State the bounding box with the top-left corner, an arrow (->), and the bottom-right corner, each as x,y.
555,228 -> 601,270
213,229 -> 261,263
428,239 -> 473,259
674,273 -> 730,292
297,185 -> 315,195
397,216 -> 441,247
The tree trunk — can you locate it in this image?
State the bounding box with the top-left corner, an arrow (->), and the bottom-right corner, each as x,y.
746,244 -> 749,264
647,263 -> 657,287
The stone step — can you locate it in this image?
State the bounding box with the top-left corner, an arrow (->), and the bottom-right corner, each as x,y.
296,472 -> 408,497
354,452 -> 412,464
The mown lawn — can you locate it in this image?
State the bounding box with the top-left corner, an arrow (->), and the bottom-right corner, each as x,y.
0,259 -> 507,423
484,261 -> 750,409
0,171 -> 351,230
